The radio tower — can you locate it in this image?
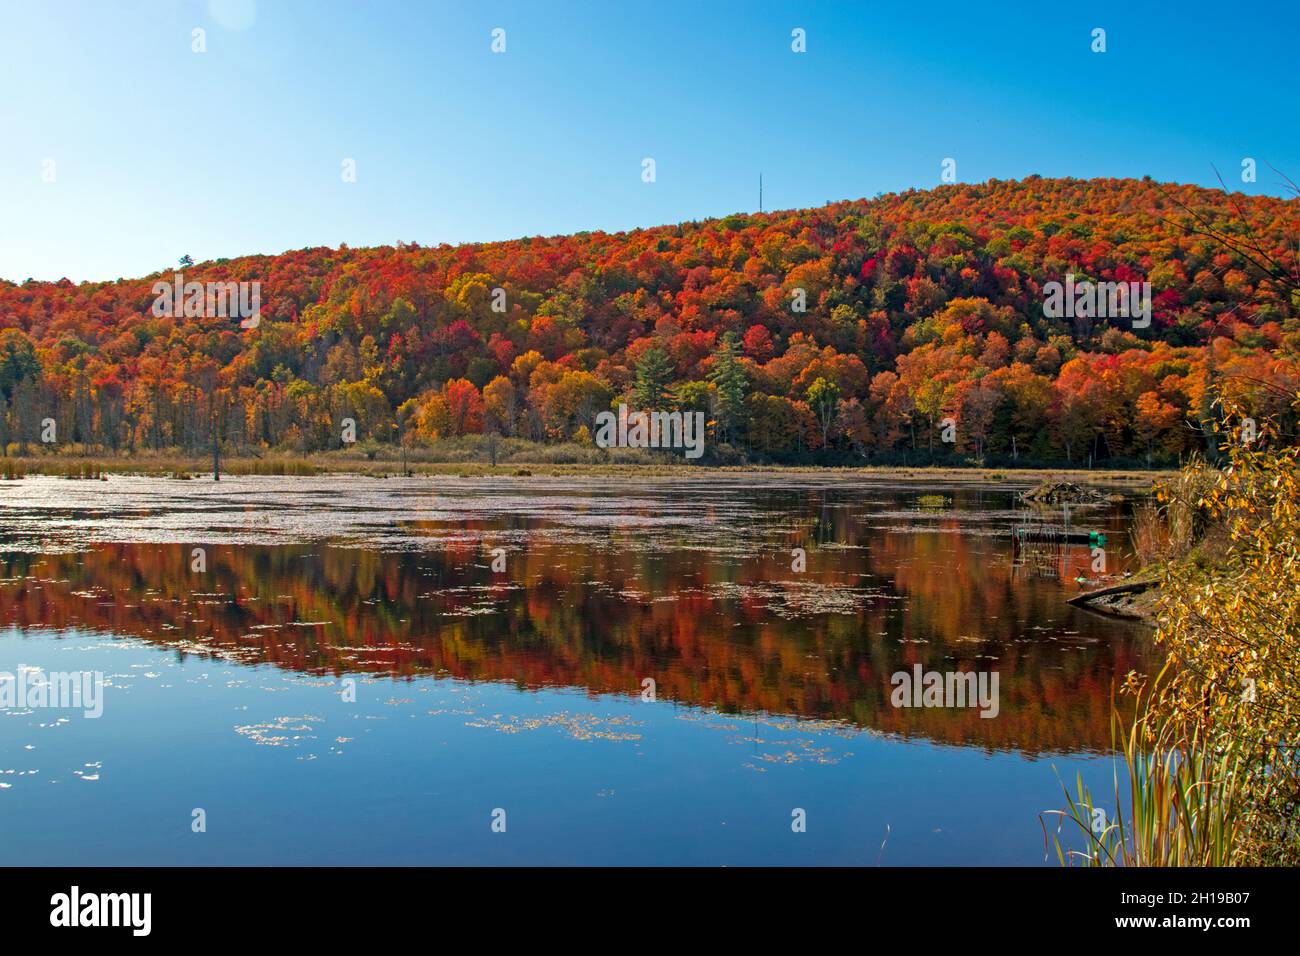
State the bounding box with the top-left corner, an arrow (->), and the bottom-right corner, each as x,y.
759,173 -> 763,213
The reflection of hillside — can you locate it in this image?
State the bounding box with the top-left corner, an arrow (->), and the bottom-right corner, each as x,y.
0,535 -> 1159,754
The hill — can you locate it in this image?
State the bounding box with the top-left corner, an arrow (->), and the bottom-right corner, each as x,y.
1,176 -> 1297,465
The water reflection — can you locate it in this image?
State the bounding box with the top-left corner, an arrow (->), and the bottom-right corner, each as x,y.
0,480 -> 1158,755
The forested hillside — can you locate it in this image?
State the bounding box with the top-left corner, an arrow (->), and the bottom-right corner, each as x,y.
2,176 -> 1297,465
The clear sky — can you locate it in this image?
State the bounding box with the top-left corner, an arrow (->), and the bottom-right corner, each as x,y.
2,0 -> 1296,283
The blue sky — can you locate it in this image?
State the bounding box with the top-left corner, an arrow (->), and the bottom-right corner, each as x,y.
2,0 -> 1295,283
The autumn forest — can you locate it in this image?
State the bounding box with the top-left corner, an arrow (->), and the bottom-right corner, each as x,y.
2,176 -> 1297,466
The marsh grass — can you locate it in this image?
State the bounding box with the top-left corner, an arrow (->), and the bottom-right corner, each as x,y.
0,452 -> 1166,482
915,494 -> 951,509
1130,500 -> 1167,566
1130,460 -> 1224,569
1042,668 -> 1250,867
43,461 -> 108,480
223,458 -> 320,476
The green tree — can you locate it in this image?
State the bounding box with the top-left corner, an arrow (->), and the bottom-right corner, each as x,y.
632,343 -> 675,410
706,331 -> 748,442
806,376 -> 841,447
0,329 -> 40,402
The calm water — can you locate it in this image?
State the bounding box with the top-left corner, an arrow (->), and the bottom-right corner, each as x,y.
0,474 -> 1157,865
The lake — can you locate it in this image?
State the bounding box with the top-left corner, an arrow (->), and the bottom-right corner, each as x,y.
0,474 -> 1157,865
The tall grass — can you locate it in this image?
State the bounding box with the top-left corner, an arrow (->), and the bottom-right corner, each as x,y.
223,458 -> 320,476
3,459 -> 109,479
1129,500 -> 1168,567
50,461 -> 107,480
1042,668 -> 1250,867
1131,461 -> 1218,567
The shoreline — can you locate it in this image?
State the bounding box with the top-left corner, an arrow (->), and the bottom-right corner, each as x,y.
0,453 -> 1170,484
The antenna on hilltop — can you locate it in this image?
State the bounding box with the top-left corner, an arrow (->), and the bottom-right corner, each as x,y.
759,172 -> 763,213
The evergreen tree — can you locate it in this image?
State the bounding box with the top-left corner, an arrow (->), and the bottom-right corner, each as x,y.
632,343 -> 675,410
707,331 -> 749,443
